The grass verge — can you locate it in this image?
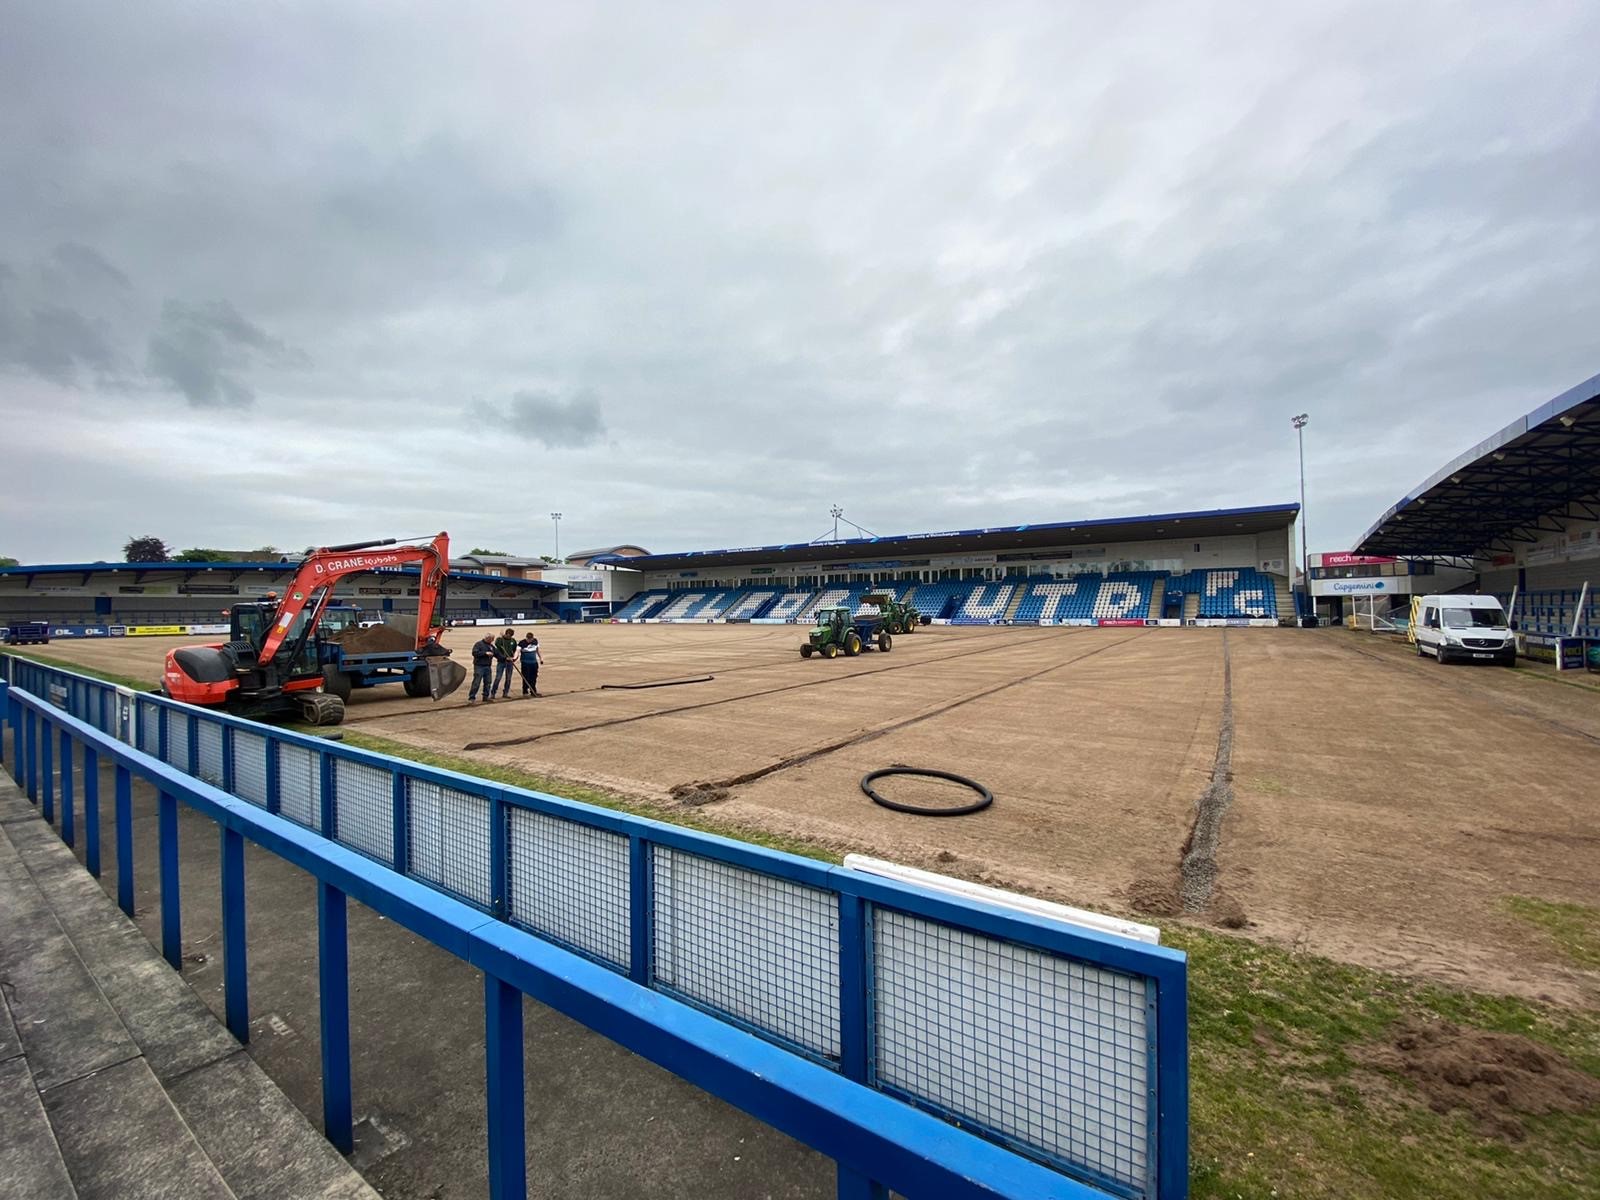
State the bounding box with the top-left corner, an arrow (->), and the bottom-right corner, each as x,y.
1505,896 -> 1600,971
4,648 -> 154,694
332,727 -> 843,863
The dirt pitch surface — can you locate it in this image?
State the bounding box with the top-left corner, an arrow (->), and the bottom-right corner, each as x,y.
30,623 -> 1600,1006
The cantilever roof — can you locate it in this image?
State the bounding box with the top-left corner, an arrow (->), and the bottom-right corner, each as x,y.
593,503 -> 1300,572
1356,372 -> 1600,556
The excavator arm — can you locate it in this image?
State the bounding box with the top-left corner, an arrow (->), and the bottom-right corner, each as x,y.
258,533 -> 452,666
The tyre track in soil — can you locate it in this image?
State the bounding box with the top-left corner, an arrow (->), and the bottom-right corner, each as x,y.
1329,637 -> 1600,748
459,627 -> 1094,750
1178,629 -> 1234,913
669,630 -> 1151,796
336,628 -> 1012,729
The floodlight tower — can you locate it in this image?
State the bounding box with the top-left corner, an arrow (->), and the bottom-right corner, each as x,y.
550,512 -> 563,561
1292,414 -> 1309,622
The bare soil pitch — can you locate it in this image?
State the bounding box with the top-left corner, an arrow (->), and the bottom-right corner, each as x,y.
27,622 -> 1600,1005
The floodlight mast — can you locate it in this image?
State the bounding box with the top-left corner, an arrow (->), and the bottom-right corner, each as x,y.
1292,414 -> 1309,622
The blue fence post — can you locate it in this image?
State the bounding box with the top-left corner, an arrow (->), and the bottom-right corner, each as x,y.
0,682 -> 7,772
221,726 -> 235,793
265,738 -> 281,815
317,882 -> 354,1154
26,709 -> 38,801
489,794 -> 508,919
221,827 -> 250,1043
628,835 -> 651,985
835,892 -> 887,1200
83,744 -> 100,877
40,714 -> 54,822
59,728 -> 74,847
391,773 -> 408,875
115,764 -> 134,917
484,973 -> 527,1200
159,789 -> 182,970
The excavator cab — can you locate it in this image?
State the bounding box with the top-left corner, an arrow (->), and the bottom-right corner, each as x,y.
229,603 -> 320,682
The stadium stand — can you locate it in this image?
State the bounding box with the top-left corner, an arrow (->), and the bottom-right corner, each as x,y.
707,588 -> 779,619
611,591 -> 672,620
1168,568 -> 1278,618
950,581 -> 1018,623
1090,572 -> 1162,621
900,579 -> 979,620
1509,588 -> 1599,638
761,589 -> 820,622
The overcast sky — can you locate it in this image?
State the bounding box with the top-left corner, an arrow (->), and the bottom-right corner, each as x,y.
2,2 -> 1596,564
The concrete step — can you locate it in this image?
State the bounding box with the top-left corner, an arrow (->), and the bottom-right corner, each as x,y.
0,1035 -> 76,1200
0,780 -> 379,1200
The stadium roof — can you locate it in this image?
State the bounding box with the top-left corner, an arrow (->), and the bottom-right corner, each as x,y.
1356,371 -> 1600,557
0,561 -> 562,590
593,503 -> 1300,572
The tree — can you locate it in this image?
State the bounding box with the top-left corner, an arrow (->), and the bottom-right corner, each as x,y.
123,536 -> 170,562
248,545 -> 280,557
173,548 -> 234,563
540,555 -> 561,564
0,555 -> 18,568
469,547 -> 510,556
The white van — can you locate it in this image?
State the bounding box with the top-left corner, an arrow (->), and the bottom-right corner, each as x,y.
1414,594 -> 1515,665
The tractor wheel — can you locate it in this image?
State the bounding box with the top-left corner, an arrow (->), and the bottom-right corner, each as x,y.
844,633 -> 862,657
904,618 -> 916,632
403,669 -> 432,698
800,644 -> 814,659
878,632 -> 892,652
300,693 -> 346,726
322,667 -> 353,701
822,643 -> 839,659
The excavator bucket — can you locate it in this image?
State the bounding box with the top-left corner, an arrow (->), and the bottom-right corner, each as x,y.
427,657 -> 467,700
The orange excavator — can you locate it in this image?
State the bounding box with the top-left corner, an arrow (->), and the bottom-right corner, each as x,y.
161,533 -> 463,725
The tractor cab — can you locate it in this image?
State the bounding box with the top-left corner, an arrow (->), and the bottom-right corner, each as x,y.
801,605 -> 891,659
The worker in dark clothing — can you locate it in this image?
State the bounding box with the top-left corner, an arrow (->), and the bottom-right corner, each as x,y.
468,634 -> 497,703
493,627 -> 518,697
518,634 -> 543,696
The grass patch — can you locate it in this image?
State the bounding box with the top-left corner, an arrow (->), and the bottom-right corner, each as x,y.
4,648 -> 155,694
1176,925 -> 1600,1200
1505,896 -> 1600,970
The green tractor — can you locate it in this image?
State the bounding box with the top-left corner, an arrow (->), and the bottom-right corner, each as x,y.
801,606 -> 892,659
864,592 -> 921,635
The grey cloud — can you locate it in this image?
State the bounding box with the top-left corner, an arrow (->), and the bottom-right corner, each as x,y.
1,3 -> 1598,560
146,298 -> 304,408
471,388 -> 607,449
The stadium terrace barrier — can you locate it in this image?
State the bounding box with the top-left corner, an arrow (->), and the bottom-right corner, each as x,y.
0,655 -> 1188,1200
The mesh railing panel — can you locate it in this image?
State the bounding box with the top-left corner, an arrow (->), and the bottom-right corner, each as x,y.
506,807 -> 629,967
166,713 -> 191,772
233,731 -> 269,807
196,721 -> 225,787
873,908 -> 1150,1192
652,848 -> 840,1060
276,743 -> 321,829
332,759 -> 394,866
138,699 -> 161,756
407,779 -> 492,906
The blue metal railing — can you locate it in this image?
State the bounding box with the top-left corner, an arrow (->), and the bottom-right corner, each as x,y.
0,654 -> 1188,1199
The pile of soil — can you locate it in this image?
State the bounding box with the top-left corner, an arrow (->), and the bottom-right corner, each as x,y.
329,625 -> 419,654
1359,1017 -> 1600,1140
669,782 -> 731,808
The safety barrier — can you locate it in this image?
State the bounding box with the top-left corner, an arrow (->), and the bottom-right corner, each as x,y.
0,654 -> 1188,1200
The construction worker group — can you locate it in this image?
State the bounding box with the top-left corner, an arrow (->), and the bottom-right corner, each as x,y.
468,627 -> 543,704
